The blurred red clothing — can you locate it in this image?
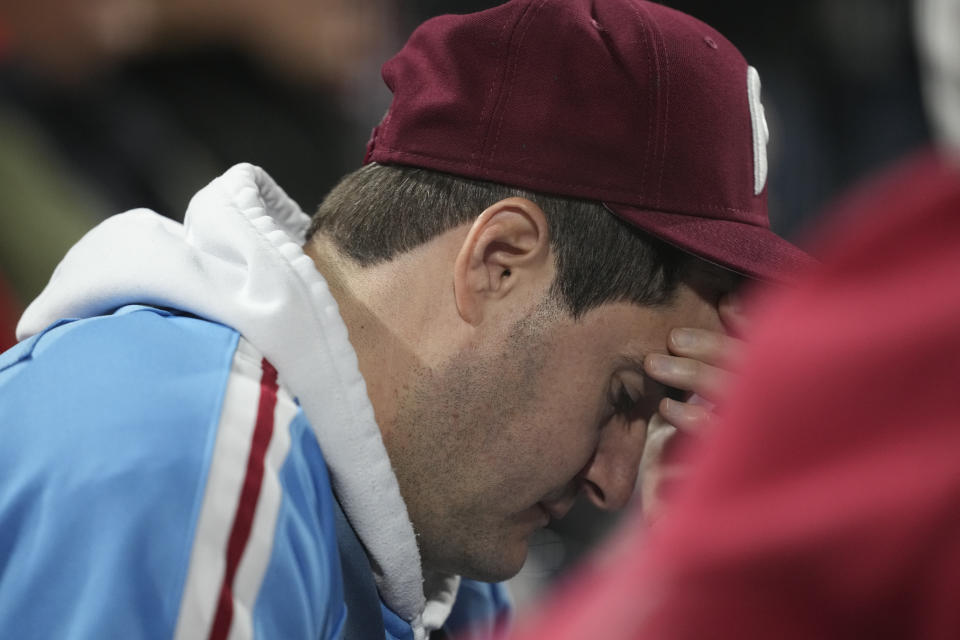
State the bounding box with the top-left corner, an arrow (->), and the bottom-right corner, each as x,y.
0,273 -> 21,351
507,150 -> 960,640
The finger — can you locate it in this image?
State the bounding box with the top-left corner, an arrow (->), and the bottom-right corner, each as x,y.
639,463 -> 689,525
639,415 -> 693,523
644,353 -> 729,402
638,416 -> 675,521
719,291 -> 750,337
658,397 -> 714,433
642,412 -> 677,449
639,414 -> 674,477
667,327 -> 744,368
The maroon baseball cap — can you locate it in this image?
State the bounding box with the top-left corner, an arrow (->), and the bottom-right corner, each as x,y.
364,0 -> 814,282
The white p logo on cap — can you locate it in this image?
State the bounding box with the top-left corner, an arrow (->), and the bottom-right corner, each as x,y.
747,66 -> 769,196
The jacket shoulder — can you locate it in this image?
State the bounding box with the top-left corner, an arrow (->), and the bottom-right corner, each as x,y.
0,306 -> 345,638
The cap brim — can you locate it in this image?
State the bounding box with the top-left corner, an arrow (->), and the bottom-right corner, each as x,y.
605,203 -> 817,284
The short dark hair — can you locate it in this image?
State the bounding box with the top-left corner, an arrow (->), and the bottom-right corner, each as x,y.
307,163 -> 691,319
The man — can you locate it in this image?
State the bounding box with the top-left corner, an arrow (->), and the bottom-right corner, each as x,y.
0,1 -> 809,638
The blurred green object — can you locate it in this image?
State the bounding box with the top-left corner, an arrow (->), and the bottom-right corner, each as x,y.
0,107 -> 103,303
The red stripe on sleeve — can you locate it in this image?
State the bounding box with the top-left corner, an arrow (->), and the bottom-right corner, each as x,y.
208,359 -> 279,640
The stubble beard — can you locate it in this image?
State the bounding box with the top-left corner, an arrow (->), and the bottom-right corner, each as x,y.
385,301 -> 562,581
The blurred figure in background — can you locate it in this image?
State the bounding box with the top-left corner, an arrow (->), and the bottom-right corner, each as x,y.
506,0 -> 960,637
0,0 -> 393,340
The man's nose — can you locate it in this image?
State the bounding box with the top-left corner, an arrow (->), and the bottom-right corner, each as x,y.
580,423 -> 646,511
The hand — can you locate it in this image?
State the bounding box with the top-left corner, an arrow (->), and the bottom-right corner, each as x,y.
638,293 -> 748,522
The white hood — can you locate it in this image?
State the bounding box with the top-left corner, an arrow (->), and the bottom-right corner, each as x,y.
19,163 -> 455,638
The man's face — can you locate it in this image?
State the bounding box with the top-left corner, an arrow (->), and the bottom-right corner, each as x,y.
384,268 -> 729,582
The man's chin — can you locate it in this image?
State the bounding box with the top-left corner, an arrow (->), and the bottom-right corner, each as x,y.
453,539 -> 530,583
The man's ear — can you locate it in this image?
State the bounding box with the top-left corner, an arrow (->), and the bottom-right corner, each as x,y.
454,197 -> 552,325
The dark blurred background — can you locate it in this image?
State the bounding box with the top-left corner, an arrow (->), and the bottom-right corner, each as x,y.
0,0 -> 930,605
